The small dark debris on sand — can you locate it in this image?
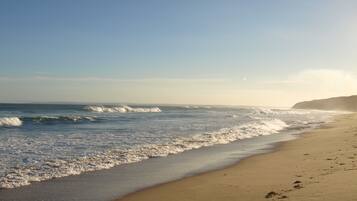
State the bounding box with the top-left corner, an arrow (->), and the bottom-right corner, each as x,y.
293,180 -> 302,184
265,191 -> 278,198
293,184 -> 303,189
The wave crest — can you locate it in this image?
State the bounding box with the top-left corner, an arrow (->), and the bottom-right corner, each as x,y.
183,105 -> 212,109
253,108 -> 311,115
85,105 -> 161,113
26,116 -> 96,123
0,117 -> 22,127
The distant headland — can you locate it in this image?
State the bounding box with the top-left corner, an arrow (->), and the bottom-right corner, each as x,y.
293,95 -> 357,111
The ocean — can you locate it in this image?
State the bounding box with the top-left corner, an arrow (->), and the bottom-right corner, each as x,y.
0,104 -> 335,190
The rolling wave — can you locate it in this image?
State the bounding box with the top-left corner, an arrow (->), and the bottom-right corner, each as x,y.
0,116 -> 96,127
23,116 -> 96,124
252,108 -> 312,115
182,105 -> 212,109
85,105 -> 161,113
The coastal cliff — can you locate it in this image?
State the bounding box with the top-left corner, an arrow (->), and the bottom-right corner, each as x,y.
293,95 -> 357,111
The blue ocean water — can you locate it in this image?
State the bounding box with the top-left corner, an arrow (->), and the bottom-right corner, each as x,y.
0,104 -> 334,189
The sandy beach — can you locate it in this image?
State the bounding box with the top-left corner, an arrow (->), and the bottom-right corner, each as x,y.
2,1 -> 357,201
118,113 -> 357,201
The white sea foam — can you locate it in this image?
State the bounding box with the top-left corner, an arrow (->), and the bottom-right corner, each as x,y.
85,105 -> 161,113
252,108 -> 312,115
183,105 -> 212,109
0,118 -> 288,189
227,114 -> 238,118
0,117 -> 22,127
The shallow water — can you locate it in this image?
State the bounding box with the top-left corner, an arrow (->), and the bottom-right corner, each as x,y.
0,130 -> 300,201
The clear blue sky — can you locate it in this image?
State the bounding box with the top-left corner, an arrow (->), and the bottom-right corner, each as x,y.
1,0 -> 357,106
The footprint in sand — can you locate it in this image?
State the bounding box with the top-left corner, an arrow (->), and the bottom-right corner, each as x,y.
293,180 -> 303,189
265,191 -> 278,198
293,184 -> 303,189
265,180 -> 304,200
278,195 -> 288,199
264,191 -> 288,200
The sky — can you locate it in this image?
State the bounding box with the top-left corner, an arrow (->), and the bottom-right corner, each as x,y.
1,0 -> 357,107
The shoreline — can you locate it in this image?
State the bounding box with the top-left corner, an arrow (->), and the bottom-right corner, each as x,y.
117,113 -> 357,201
0,120 -> 299,201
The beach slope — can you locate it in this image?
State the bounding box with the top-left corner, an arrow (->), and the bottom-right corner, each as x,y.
118,114 -> 357,201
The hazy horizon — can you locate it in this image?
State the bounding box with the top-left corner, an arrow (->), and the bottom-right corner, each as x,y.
1,94 -> 357,109
1,1 -> 357,107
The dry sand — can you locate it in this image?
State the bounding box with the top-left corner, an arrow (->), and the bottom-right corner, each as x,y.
117,113 -> 357,201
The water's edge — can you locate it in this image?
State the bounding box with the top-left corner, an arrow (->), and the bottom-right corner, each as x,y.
116,113 -> 348,201
112,114 -> 337,200
115,132 -> 300,201
0,123 -> 324,201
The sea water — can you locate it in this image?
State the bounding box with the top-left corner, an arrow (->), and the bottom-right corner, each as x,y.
0,104 -> 335,189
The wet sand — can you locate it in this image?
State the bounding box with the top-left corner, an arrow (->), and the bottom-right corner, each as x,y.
118,113 -> 357,201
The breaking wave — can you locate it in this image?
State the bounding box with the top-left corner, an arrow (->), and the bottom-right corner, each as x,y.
182,105 -> 212,109
0,117 -> 22,127
252,108 -> 312,115
0,116 -> 97,127
23,116 -> 96,124
0,118 -> 288,189
85,105 -> 161,113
